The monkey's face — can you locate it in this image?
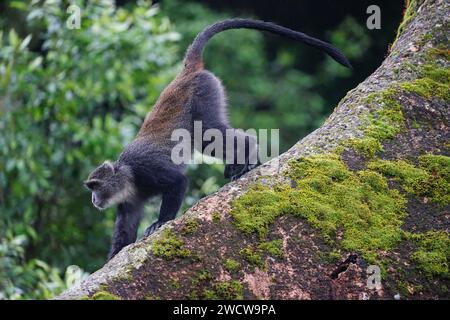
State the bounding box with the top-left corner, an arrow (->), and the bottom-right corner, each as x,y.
84,161 -> 134,210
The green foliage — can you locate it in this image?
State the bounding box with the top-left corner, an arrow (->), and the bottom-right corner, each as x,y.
0,0 -> 178,298
0,235 -> 88,299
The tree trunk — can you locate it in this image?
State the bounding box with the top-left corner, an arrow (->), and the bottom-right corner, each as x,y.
57,0 -> 449,300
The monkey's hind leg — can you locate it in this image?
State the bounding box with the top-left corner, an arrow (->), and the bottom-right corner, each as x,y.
190,70 -> 259,180
224,161 -> 259,181
224,132 -> 260,181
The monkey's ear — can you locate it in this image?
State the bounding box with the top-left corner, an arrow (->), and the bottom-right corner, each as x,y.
84,179 -> 101,190
103,160 -> 116,174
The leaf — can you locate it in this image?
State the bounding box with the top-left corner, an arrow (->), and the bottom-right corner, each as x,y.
8,29 -> 19,48
20,34 -> 32,50
9,1 -> 27,10
29,56 -> 43,70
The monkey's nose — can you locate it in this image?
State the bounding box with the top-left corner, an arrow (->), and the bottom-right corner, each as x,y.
92,193 -> 106,210
92,193 -> 101,207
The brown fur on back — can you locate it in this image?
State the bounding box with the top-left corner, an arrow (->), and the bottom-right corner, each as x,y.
138,67 -> 202,141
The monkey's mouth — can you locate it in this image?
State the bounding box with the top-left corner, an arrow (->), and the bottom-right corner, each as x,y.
93,202 -> 106,211
92,194 -> 107,211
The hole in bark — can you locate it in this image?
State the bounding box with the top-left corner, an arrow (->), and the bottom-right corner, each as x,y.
330,253 -> 358,279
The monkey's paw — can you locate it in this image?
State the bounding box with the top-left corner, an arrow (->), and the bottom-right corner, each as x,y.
225,163 -> 258,181
144,221 -> 164,237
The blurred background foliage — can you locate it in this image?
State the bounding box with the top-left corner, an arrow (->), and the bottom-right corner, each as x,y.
0,0 -> 402,298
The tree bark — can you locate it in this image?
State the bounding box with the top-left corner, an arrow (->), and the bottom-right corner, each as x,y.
57,0 -> 449,300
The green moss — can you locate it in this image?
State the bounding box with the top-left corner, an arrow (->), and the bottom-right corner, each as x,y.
231,184 -> 287,238
417,155 -> 450,205
420,63 -> 450,83
231,154 -> 407,264
240,246 -> 264,267
203,280 -> 244,300
144,294 -> 161,300
169,278 -> 181,289
239,239 -> 284,268
347,137 -> 383,157
420,33 -> 433,43
400,79 -> 449,101
368,159 -> 428,193
181,218 -> 199,235
358,170 -> 389,192
395,279 -> 425,297
427,48 -> 450,60
91,291 -> 121,300
258,239 -> 284,258
347,89 -> 404,157
320,250 -> 342,264
369,155 -> 450,206
224,258 -> 241,273
365,89 -> 405,140
212,211 -> 221,222
188,270 -> 212,300
399,62 -> 450,101
111,267 -> 134,283
408,231 -> 450,277
347,59 -> 448,158
152,229 -> 191,260
191,270 -> 211,287
393,0 -> 419,47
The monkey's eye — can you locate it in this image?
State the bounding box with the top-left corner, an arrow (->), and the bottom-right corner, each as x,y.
84,180 -> 100,190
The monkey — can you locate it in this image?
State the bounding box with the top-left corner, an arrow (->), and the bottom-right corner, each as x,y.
84,19 -> 352,260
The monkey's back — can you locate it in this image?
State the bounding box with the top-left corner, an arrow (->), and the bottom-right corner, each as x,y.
138,69 -> 201,141
135,65 -> 230,160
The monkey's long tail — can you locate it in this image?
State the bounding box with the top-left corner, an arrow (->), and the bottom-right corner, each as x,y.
184,18 -> 352,70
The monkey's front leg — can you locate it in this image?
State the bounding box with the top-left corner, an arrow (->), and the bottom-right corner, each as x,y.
144,174 -> 188,237
108,202 -> 143,260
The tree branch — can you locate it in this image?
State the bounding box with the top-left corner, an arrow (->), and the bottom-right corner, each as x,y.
57,0 -> 449,300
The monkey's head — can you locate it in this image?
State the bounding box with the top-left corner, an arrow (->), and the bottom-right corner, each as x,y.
84,161 -> 135,210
